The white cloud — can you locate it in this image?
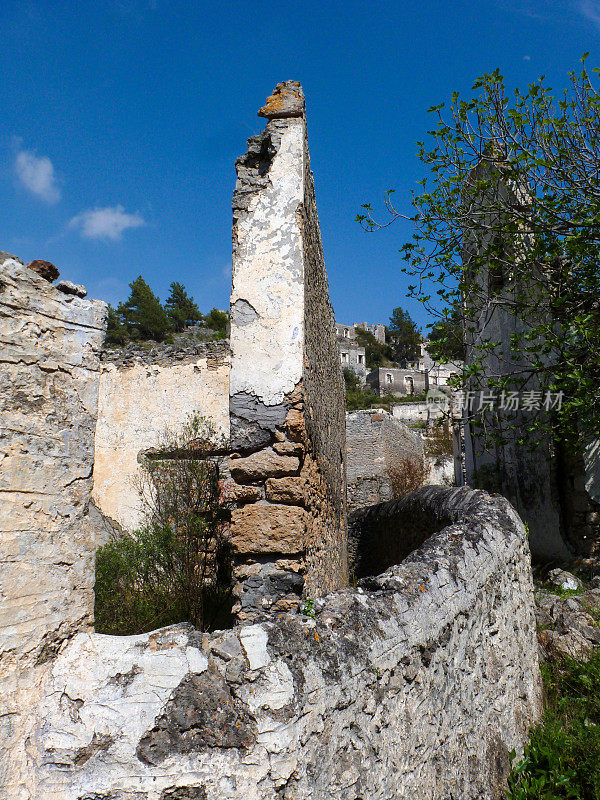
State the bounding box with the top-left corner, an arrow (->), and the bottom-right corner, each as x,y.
15,148 -> 61,203
580,0 -> 600,27
523,55 -> 531,61
68,205 -> 146,241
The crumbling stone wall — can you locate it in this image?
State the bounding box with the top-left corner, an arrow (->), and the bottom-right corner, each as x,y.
346,409 -> 424,513
227,81 -> 347,619
17,487 -> 542,800
0,254 -> 106,795
93,341 -> 230,531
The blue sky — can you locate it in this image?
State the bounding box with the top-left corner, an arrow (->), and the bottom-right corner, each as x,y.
1,0 -> 598,331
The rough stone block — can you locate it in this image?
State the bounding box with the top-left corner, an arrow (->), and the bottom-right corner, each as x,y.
230,451 -> 300,483
224,483 -> 262,504
258,80 -> 305,119
284,408 -> 306,443
273,441 -> 304,456
229,505 -> 307,554
26,259 -> 59,282
265,476 -> 307,505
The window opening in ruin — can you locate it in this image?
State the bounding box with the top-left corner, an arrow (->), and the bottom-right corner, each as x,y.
94,414 -> 234,636
386,373 -> 393,384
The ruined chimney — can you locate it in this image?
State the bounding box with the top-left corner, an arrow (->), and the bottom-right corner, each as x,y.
228,81 -> 347,620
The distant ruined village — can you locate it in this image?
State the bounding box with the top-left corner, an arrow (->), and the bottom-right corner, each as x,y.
2,80 -> 600,800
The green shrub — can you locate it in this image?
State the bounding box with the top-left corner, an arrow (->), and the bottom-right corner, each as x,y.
205,308 -> 228,335
507,651 -> 600,799
95,414 -> 233,635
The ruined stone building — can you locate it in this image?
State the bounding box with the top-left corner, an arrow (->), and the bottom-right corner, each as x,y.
0,83 -> 543,800
367,365 -> 428,397
337,337 -> 367,382
335,321 -> 386,344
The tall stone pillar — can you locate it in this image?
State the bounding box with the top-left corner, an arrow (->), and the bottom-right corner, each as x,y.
228,82 -> 347,620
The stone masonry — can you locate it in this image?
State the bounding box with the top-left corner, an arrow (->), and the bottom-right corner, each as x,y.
346,409 -> 424,513
228,81 -> 347,619
15,487 -> 542,800
0,85 -> 544,800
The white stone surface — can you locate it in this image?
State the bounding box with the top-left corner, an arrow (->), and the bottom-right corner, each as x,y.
11,489 -> 542,800
239,623 -> 270,669
230,120 -> 305,406
93,355 -> 229,530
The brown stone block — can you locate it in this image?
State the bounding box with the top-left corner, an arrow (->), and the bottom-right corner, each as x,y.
273,441 -> 304,457
26,260 -> 59,282
230,450 -> 300,483
258,81 -> 305,119
285,408 -> 306,443
224,482 -> 262,504
265,476 -> 307,506
229,505 -> 307,554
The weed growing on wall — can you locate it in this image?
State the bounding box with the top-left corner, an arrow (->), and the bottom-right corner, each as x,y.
388,456 -> 428,498
95,413 -> 233,635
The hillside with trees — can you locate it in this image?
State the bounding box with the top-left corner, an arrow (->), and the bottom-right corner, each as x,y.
105,276 -> 228,346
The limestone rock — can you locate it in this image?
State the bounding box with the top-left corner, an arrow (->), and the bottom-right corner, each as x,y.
26,259 -> 59,282
538,628 -> 594,661
56,280 -> 87,298
534,585 -> 600,663
258,80 -> 305,119
230,450 -> 300,483
547,568 -> 582,591
229,504 -> 307,553
0,251 -> 23,265
265,476 -> 307,505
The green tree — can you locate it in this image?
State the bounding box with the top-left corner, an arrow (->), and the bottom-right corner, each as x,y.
427,304 -> 465,363
387,307 -> 421,365
95,414 -> 233,635
205,307 -> 229,338
358,57 -> 600,444
119,276 -> 172,341
105,304 -> 129,346
343,368 -> 378,410
165,281 -> 202,332
355,328 -> 393,369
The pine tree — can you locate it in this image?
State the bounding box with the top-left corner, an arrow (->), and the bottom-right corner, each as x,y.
387,307 -> 421,365
120,276 -> 171,341
205,308 -> 228,337
165,281 -> 202,332
105,304 -> 129,345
